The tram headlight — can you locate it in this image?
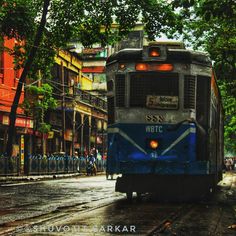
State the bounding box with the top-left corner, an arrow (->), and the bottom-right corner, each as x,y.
119,63 -> 126,70
154,64 -> 173,71
135,63 -> 148,71
149,47 -> 161,57
147,139 -> 159,150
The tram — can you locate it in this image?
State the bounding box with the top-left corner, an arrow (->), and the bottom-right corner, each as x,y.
105,41 -> 224,200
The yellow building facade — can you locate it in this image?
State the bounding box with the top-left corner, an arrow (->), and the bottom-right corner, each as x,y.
50,49 -> 107,157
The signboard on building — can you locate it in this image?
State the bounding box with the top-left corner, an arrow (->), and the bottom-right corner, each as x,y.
64,129 -> 72,141
20,135 -> 24,167
2,115 -> 33,128
47,131 -> 54,139
82,48 -> 107,58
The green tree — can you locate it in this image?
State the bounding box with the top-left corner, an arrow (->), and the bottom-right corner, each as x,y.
219,81 -> 236,154
171,0 -> 236,154
22,83 -> 57,133
1,0 -> 51,156
0,0 -> 179,156
171,0 -> 236,80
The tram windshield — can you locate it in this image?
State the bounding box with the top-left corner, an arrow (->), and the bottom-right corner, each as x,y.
129,72 -> 179,109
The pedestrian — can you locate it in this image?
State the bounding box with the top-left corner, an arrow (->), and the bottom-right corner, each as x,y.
229,158 -> 234,171
86,154 -> 97,176
225,159 -> 230,171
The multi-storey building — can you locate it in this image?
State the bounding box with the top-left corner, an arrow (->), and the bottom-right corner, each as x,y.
0,37 -> 33,156
0,38 -> 107,160
43,49 -> 107,157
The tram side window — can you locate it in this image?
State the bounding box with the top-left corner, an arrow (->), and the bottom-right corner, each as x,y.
108,96 -> 115,124
107,80 -> 113,92
184,75 -> 196,109
196,76 -> 210,161
115,74 -> 125,107
196,76 -> 210,129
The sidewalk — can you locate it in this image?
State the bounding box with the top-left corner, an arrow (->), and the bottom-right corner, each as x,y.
1,172 -> 234,184
0,172 -> 106,183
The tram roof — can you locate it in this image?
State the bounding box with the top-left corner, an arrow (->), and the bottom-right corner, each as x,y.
106,47 -> 211,66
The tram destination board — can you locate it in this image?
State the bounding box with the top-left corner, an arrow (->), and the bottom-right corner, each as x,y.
146,95 -> 178,109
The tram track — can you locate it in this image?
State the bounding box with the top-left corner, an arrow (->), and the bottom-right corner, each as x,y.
146,204 -> 195,236
163,202 -> 230,236
146,199 -> 234,236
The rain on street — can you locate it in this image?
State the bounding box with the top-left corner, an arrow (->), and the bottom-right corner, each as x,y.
0,173 -> 236,236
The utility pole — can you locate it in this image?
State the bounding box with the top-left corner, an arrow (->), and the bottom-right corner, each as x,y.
94,119 -> 98,158
61,62 -> 66,154
38,70 -> 45,157
72,102 -> 76,156
101,120 -> 105,160
40,103 -> 45,156
80,113 -> 84,157
88,116 -> 92,154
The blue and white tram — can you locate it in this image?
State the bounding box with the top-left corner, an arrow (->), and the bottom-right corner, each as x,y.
105,42 -> 224,200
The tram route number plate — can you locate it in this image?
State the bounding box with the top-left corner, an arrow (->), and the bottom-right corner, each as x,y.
146,95 -> 178,109
146,115 -> 164,123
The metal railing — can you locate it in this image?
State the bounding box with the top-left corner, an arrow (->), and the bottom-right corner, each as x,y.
75,88 -> 107,111
0,155 -> 19,176
0,154 -> 106,176
52,84 -> 107,111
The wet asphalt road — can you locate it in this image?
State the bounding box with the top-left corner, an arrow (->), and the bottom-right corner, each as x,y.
0,175 -> 121,224
0,173 -> 236,236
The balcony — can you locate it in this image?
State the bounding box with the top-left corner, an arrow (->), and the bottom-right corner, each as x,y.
56,85 -> 107,112
51,83 -> 107,113
75,87 -> 107,112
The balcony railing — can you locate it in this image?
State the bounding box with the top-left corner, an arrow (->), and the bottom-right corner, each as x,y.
52,83 -> 107,112
57,85 -> 107,111
75,87 -> 107,111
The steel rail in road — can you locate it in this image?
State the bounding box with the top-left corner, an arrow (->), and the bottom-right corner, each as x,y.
146,204 -> 195,236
